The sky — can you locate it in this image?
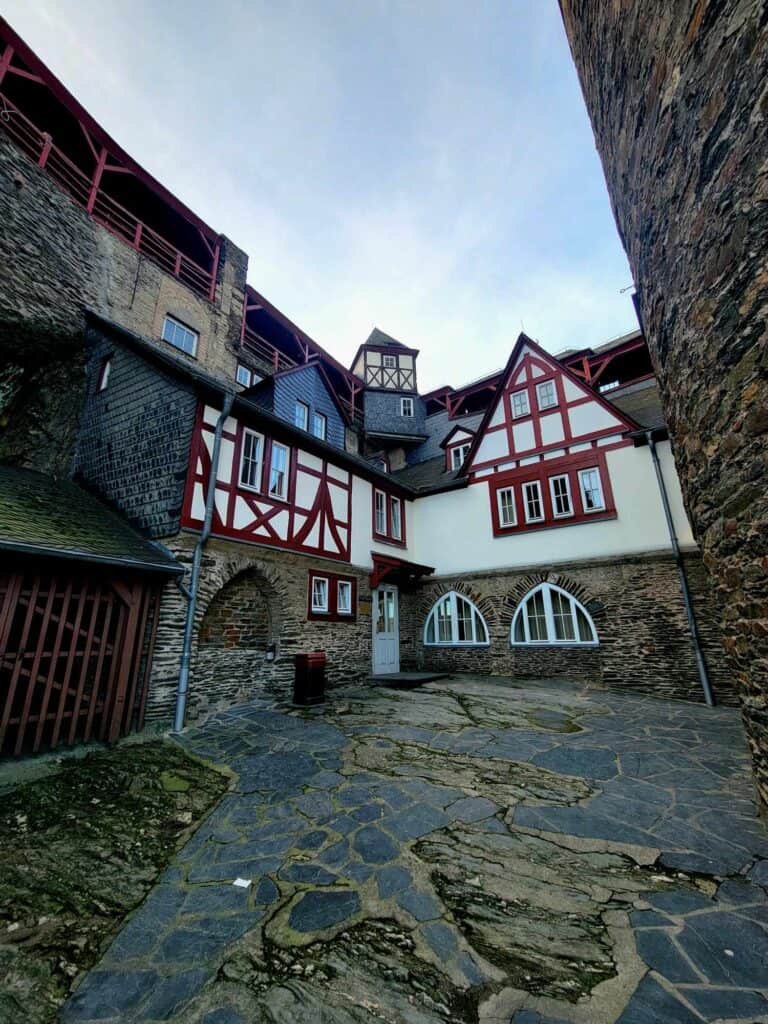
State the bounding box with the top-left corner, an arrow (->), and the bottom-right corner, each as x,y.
4,0 -> 638,392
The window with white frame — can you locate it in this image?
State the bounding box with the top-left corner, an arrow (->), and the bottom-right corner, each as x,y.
391,497 -> 402,540
424,591 -> 489,646
383,354 -> 397,368
240,429 -> 264,490
497,486 -> 517,527
511,389 -> 530,418
549,474 -> 573,517
400,397 -> 414,417
523,481 -> 544,523
294,401 -> 309,431
450,443 -> 471,470
536,379 -> 557,410
269,442 -> 290,500
579,467 -> 605,512
311,576 -> 329,613
236,363 -> 253,387
312,411 -> 327,440
161,315 -> 198,357
337,580 -> 352,615
374,489 -> 387,535
511,583 -> 597,645
97,357 -> 111,391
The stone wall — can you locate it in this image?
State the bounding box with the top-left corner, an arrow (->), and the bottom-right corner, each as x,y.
399,552 -> 734,705
146,534 -> 374,724
559,1 -> 768,798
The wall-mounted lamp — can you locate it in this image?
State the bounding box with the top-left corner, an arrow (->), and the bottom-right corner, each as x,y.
265,643 -> 276,663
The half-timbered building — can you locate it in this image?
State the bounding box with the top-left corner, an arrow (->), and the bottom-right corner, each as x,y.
0,15 -> 730,753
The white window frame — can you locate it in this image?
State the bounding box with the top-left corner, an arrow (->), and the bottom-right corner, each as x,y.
161,315 -> 198,357
400,397 -> 414,417
337,580 -> 352,615
424,591 -> 490,647
236,363 -> 252,387
239,429 -> 264,492
311,576 -> 329,613
450,443 -> 471,471
536,379 -> 557,410
511,389 -> 530,418
294,400 -> 309,431
98,357 -> 111,391
523,480 -> 544,523
496,485 -> 517,527
549,474 -> 574,518
511,583 -> 598,646
382,354 -> 397,369
578,467 -> 606,513
374,489 -> 387,535
312,411 -> 327,440
390,497 -> 402,540
268,442 -> 290,500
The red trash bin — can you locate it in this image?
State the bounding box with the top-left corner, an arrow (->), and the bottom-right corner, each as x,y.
294,651 -> 326,706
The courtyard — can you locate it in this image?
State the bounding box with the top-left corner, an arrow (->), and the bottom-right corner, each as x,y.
61,677 -> 767,1023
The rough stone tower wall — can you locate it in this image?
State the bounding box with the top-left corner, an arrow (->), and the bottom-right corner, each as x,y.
559,1 -> 768,800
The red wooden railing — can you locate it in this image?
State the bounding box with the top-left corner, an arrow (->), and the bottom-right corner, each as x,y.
242,324 -> 297,373
0,91 -> 216,300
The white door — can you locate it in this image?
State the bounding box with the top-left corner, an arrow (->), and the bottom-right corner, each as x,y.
373,585 -> 399,674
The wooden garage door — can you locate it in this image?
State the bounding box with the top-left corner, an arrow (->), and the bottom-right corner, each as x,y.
0,569 -> 161,756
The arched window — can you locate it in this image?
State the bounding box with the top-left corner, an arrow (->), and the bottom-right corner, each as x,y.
424,591 -> 490,646
511,583 -> 598,646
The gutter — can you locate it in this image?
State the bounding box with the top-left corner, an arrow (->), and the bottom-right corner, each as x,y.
0,539 -> 182,575
173,391 -> 235,732
645,430 -> 715,706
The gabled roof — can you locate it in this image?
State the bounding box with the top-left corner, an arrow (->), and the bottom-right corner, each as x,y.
439,424 -> 477,450
463,332 -> 641,470
350,328 -> 420,370
245,359 -> 352,425
0,466 -> 182,574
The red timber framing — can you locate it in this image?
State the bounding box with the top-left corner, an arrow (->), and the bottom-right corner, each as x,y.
182,406 -> 353,562
370,553 -> 434,590
0,18 -> 220,300
240,285 -> 364,422
560,332 -> 651,390
0,566 -> 161,756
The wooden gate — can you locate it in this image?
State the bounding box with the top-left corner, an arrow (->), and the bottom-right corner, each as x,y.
0,568 -> 161,756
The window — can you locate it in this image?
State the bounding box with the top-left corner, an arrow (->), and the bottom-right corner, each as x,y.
536,379 -> 557,410
497,486 -> 517,527
401,397 -> 414,417
161,315 -> 198,357
269,442 -> 290,500
383,355 -> 397,368
312,411 -> 327,440
549,474 -> 573,517
511,583 -> 597,645
337,580 -> 352,615
391,498 -> 402,540
523,481 -> 544,523
450,443 -> 471,471
579,467 -> 605,512
311,577 -> 329,613
294,401 -> 309,431
236,363 -> 253,387
97,357 -> 111,391
374,490 -> 387,535
424,592 -> 489,646
240,429 -> 264,491
511,389 -> 530,418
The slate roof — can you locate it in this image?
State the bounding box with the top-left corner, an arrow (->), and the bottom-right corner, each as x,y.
608,379 -> 666,429
390,456 -> 465,494
366,328 -> 409,349
0,466 -> 182,574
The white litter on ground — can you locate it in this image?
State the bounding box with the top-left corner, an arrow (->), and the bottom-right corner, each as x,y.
232,877 -> 252,888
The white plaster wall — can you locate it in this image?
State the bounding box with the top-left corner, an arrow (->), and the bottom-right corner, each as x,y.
410,441 -> 695,575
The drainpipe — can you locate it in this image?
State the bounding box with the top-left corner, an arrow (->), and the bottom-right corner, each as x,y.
173,392 -> 235,732
646,430 -> 715,707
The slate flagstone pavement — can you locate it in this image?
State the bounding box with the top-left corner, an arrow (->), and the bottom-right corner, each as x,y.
61,677 -> 768,1023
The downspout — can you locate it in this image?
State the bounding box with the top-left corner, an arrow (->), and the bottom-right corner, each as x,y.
646,430 -> 715,707
173,392 -> 235,732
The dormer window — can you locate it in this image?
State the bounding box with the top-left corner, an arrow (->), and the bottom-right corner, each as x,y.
450,443 -> 471,470
383,354 -> 397,369
401,397 -> 414,417
312,411 -> 327,440
536,380 -> 557,410
511,389 -> 530,418
294,401 -> 309,431
97,357 -> 111,391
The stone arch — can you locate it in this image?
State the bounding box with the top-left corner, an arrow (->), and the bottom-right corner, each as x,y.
500,570 -> 606,636
415,578 -> 500,633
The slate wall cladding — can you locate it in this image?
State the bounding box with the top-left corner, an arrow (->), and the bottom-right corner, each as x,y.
560,1 -> 768,798
406,411 -> 484,465
273,365 -> 346,449
398,553 -> 734,705
145,534 -> 374,723
364,390 -> 426,439
73,330 -> 198,538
